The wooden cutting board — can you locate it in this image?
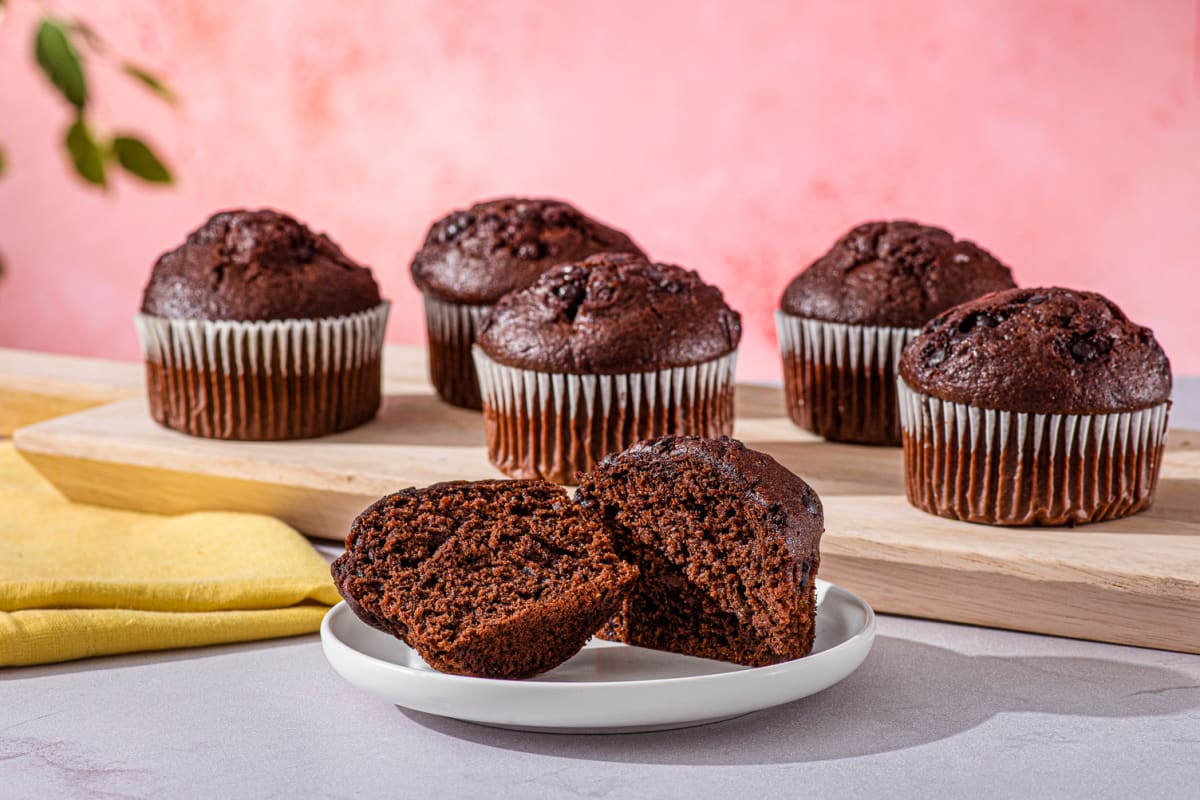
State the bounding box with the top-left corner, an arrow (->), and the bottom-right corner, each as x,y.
10,346 -> 1200,654
0,347 -> 143,435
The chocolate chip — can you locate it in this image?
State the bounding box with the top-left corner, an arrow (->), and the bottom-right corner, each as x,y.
515,240 -> 545,259
442,213 -> 475,242
589,281 -> 618,305
957,311 -> 1002,334
1070,339 -> 1098,360
542,205 -> 573,227
927,346 -> 948,366
554,282 -> 587,321
1068,334 -> 1111,363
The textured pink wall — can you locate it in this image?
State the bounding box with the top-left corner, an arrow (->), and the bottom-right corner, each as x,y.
1,0 -> 1197,379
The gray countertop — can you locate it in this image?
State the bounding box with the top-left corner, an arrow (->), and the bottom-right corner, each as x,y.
2,377 -> 1198,799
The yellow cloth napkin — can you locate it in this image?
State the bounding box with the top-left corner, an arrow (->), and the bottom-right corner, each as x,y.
0,443 -> 340,667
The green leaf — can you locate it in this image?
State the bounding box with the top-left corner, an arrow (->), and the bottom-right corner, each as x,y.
113,135 -> 173,184
121,63 -> 177,105
35,18 -> 87,110
0,144 -> 6,178
65,118 -> 106,187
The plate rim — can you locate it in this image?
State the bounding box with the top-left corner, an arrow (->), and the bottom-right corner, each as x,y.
320,578 -> 876,689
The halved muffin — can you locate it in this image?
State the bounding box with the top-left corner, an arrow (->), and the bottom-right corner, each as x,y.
576,435 -> 823,666
331,480 -> 637,679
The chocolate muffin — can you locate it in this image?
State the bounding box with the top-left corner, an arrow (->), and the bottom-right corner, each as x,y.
898,286 -> 1172,526
411,197 -> 645,409
576,436 -> 823,666
135,209 -> 389,440
777,220 -> 1016,445
331,480 -> 637,679
474,252 -> 742,483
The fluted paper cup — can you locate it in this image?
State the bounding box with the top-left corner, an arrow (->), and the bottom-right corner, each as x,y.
776,311 -> 919,445
134,302 -> 390,440
897,378 -> 1170,526
474,347 -> 738,483
421,294 -> 491,410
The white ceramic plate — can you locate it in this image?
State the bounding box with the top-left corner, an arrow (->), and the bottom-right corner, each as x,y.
321,579 -> 875,733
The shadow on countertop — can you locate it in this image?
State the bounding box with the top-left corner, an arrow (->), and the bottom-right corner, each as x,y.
401,634 -> 1200,765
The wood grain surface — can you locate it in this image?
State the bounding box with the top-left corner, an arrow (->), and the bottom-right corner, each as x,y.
0,347 -> 143,435
9,346 -> 1200,653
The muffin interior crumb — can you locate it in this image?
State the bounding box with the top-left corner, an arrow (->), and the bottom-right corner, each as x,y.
332,480 -> 636,679
577,436 -> 821,666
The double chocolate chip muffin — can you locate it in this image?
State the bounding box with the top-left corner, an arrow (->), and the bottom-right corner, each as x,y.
411,198 -> 644,409
777,220 -> 1016,445
577,436 -> 824,666
473,252 -> 742,483
899,287 -> 1172,525
331,480 -> 637,680
333,435 -> 826,677
136,209 -> 390,440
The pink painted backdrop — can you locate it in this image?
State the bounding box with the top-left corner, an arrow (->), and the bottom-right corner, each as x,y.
1,0 -> 1197,379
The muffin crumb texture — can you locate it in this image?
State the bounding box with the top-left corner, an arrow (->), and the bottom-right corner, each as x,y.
576,435 -> 822,666
331,480 -> 637,680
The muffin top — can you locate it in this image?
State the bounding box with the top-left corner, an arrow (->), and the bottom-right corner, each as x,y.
780,220 -> 1016,327
141,209 -> 381,321
578,435 -> 824,565
899,287 -> 1172,414
410,197 -> 645,305
476,252 -> 741,374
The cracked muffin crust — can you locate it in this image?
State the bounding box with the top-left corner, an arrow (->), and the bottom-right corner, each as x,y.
780,220 -> 1015,328
411,197 -> 645,306
141,209 -> 381,321
900,286 -> 1171,414
477,252 -> 741,374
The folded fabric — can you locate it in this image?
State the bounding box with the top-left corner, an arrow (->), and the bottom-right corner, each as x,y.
0,443 -> 340,667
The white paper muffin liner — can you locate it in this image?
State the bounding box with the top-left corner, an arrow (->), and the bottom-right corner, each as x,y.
421,294 -> 491,410
134,302 -> 390,440
897,378 -> 1170,525
473,347 -> 738,483
776,311 -> 920,445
